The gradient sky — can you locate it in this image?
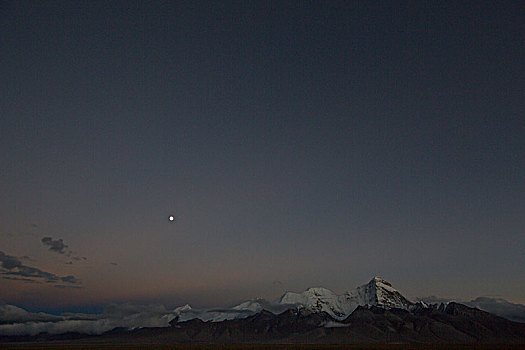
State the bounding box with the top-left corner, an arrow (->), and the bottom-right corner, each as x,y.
1,1 -> 524,313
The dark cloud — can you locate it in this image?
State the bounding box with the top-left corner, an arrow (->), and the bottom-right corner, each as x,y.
72,256 -> 87,261
40,237 -> 86,262
110,262 -> 118,266
53,285 -> 82,289
41,237 -> 68,254
0,251 -> 81,285
1,276 -> 41,284
60,275 -> 80,284
0,252 -> 20,269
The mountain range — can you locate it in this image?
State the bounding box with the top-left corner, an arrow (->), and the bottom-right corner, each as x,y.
1,277 -> 524,344
170,276 -> 414,323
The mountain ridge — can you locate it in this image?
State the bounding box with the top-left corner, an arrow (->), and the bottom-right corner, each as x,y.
3,301 -> 524,344
2,276 -> 524,339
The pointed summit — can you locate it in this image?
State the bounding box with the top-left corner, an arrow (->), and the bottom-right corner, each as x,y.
369,276 -> 391,286
360,277 -> 413,309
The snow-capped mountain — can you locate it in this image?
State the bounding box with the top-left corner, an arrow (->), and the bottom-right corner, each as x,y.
417,296 -> 525,323
170,298 -> 293,323
279,276 -> 413,320
170,276 -> 414,322
2,278 -> 524,337
352,276 -> 413,310
170,304 -> 254,323
279,287 -> 348,318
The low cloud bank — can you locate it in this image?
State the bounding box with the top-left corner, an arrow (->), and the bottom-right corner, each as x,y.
0,303 -> 177,336
0,305 -> 63,324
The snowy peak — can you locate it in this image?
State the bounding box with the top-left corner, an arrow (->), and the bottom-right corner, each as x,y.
370,276 -> 393,288
363,276 -> 413,309
279,277 -> 413,320
279,287 -> 337,305
279,287 -> 346,318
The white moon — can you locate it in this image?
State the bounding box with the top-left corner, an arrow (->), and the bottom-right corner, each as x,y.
169,216 -> 174,221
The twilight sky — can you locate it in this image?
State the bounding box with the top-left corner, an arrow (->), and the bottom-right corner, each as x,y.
1,1 -> 524,312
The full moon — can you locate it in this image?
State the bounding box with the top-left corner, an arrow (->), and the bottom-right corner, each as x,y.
169,216 -> 175,221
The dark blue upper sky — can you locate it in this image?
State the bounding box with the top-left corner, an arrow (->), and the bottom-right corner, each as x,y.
1,1 -> 524,310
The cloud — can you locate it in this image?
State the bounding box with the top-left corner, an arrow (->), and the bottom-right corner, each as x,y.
0,251 -> 81,286
41,237 -> 68,254
1,276 -> 41,284
0,252 -> 21,269
0,305 -> 62,324
59,275 -> 80,284
40,237 -> 86,261
53,285 -> 82,289
0,303 -> 177,336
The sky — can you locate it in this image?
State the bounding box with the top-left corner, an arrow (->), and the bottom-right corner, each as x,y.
1,1 -> 524,313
